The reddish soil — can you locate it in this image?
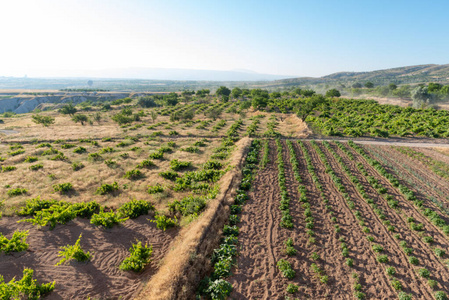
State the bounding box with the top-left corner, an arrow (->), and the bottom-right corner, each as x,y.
0,215 -> 176,299
331,142 -> 449,294
367,145 -> 449,215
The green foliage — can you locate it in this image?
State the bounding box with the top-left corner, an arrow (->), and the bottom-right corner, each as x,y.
0,230 -> 29,254
32,114 -> 55,126
376,254 -> 389,263
9,149 -> 25,156
435,291 -> 448,300
29,163 -> 43,170
150,214 -> 177,230
52,182 -> 73,194
2,165 -> 16,172
96,182 -> 119,195
147,184 -> 164,194
119,241 -> 153,272
390,279 -> 402,291
56,234 -> 91,265
276,259 -> 295,279
124,169 -> 143,180
0,268 -> 55,300
117,199 -> 154,219
159,170 -> 179,181
417,268 -> 430,278
286,283 -> 299,294
136,159 -> 155,169
24,156 -> 38,163
168,195 -> 206,216
72,162 -> 85,171
181,146 -> 200,153
90,211 -> 128,228
205,279 -> 232,300
7,188 -> 27,196
170,159 -> 192,171
385,266 -> 396,276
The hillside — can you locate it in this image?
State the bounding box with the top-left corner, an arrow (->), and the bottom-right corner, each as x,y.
263,64 -> 449,88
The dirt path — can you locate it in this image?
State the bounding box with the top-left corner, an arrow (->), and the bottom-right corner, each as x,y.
229,140 -> 285,299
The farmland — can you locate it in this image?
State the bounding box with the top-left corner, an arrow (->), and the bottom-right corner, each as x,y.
1,92 -> 449,299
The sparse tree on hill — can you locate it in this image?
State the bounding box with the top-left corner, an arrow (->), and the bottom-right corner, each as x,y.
72,114 -> 88,126
59,103 -> 77,116
32,114 -> 55,127
325,89 -> 341,98
365,82 -> 374,88
231,87 -> 242,99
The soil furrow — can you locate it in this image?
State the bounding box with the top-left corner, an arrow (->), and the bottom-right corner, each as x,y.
332,142 -> 449,294
317,141 -> 433,299
303,141 -> 396,299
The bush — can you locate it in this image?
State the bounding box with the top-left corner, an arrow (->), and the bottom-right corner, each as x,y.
205,279 -> 232,300
147,184 -> 164,194
72,162 -> 85,171
119,241 -> 153,272
385,266 -> 396,276
90,211 -> 128,228
409,256 -> 419,265
96,182 -> 119,195
435,291 -> 448,300
418,268 -> 430,278
286,283 -> 299,294
56,234 -> 91,265
376,255 -> 389,263
117,200 -> 154,219
150,214 -> 177,230
9,149 -> 25,156
124,169 -> 143,180
391,280 -> 402,290
136,159 -> 155,169
170,159 -> 192,171
7,188 -> 28,197
398,292 -> 412,300
159,170 -> 178,181
2,166 -> 16,172
149,151 -> 164,160
277,259 -> 295,279
53,183 -> 73,194
29,163 -> 44,171
181,146 -> 200,153
0,268 -> 55,299
24,156 -> 38,163
0,230 -> 29,254
88,152 -> 103,161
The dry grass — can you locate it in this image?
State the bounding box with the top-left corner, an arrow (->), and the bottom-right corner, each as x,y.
136,137 -> 252,300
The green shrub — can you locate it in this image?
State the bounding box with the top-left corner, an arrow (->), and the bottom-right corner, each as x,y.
386,266 -> 396,276
73,146 -> 87,154
0,230 -> 29,254
409,256 -> 419,265
391,279 -> 402,290
428,279 -> 438,289
170,159 -> 192,171
159,170 -> 178,181
206,279 -> 232,300
7,188 -> 28,197
0,268 -> 55,299
29,163 -> 43,171
88,152 -> 103,161
435,291 -> 448,300
90,211 -> 128,228
9,149 -> 25,156
376,255 -> 389,263
124,169 -> 143,180
418,268 -> 430,278
72,162 -> 85,171
2,166 -> 16,172
96,182 -> 119,195
277,259 -> 295,279
149,151 -> 164,159
346,258 -> 354,267
354,291 -> 366,299
398,292 -> 412,300
435,248 -> 445,258
286,283 -> 298,294
148,184 -> 164,194
24,156 -> 38,163
56,234 -> 91,265
423,236 -> 434,244
181,146 -> 200,153
119,241 -> 153,272
150,214 -> 177,230
117,199 -> 154,219
53,182 -> 73,194
136,159 -> 155,169
61,143 -> 76,149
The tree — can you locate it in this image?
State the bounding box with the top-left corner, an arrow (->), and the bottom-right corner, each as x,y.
364,82 -> 374,88
205,108 -> 222,120
216,86 -> 231,98
352,82 -> 362,88
32,115 -> 55,127
325,89 -> 341,98
411,86 -> 432,108
150,111 -> 158,123
251,96 -> 268,110
196,89 -> 210,98
296,95 -> 326,121
72,114 -> 88,125
270,92 -> 281,98
93,112 -> 101,124
137,96 -> 157,108
164,93 -> 179,106
388,83 -> 397,90
231,87 -> 242,99
428,82 -> 443,93
301,89 -> 316,97
59,103 -> 77,116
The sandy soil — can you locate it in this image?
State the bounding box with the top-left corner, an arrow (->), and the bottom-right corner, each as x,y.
0,215 -> 176,299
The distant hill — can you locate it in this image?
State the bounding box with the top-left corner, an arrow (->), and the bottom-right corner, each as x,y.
263,64 -> 449,88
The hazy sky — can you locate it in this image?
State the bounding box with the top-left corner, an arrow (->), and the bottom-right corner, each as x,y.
1,0 -> 449,78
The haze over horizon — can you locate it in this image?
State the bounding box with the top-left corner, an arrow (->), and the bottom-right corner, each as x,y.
1,0 -> 449,79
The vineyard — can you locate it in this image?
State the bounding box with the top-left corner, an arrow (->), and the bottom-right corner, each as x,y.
214,140 -> 449,300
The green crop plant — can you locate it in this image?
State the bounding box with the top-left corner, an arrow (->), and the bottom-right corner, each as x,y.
56,234 -> 91,265
119,241 -> 153,272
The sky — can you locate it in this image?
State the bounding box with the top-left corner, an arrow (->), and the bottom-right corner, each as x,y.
1,0 -> 449,78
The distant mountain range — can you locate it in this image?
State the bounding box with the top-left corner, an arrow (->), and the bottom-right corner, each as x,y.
1,64 -> 448,91
23,67 -> 293,82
